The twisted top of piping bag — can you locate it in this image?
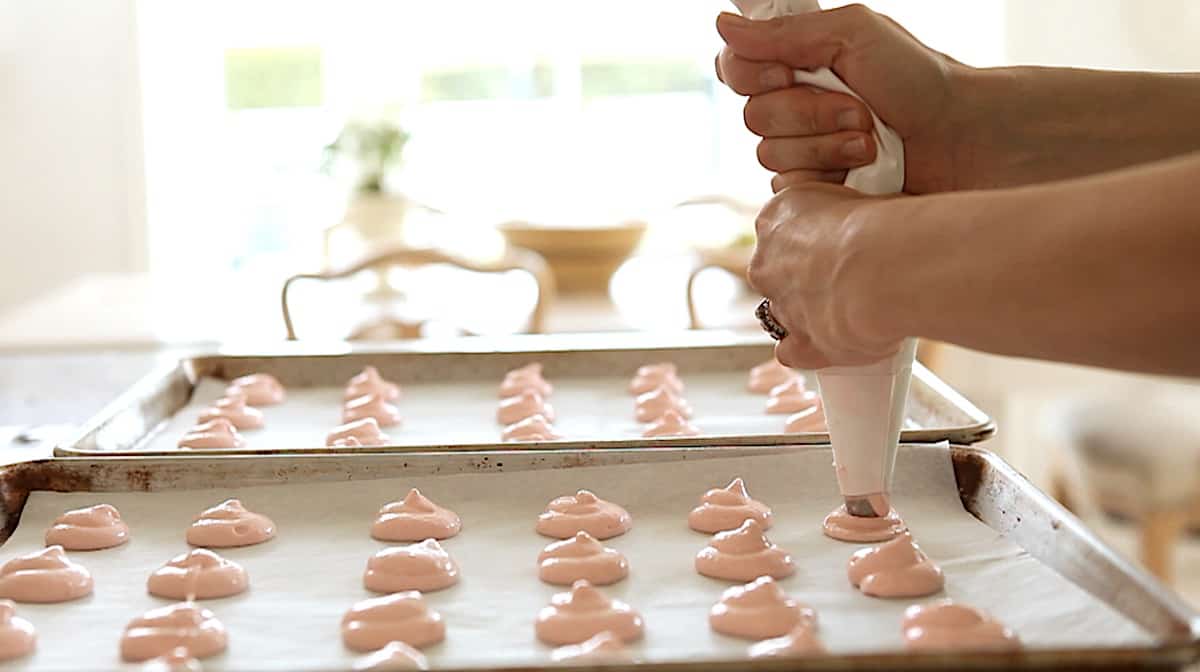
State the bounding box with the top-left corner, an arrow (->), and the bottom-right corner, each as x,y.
729,0 -> 904,195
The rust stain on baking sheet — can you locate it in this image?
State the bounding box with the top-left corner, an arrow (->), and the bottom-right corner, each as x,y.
0,460 -> 103,545
951,449 -> 984,517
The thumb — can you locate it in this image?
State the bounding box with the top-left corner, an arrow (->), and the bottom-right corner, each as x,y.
716,6 -> 875,71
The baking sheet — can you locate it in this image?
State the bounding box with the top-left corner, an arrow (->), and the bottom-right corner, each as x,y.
58,335 -> 997,456
140,374 -> 918,452
0,444 -> 1149,671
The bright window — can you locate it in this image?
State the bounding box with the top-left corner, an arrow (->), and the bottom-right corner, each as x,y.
137,0 -> 1006,286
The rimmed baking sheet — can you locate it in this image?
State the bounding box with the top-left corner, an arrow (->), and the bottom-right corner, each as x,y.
0,444 -> 1176,671
56,333 -> 994,456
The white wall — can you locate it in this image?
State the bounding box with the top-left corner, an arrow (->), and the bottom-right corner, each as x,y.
0,0 -> 146,312
1005,0 -> 1200,71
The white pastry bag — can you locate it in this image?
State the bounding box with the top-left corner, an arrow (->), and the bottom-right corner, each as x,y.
731,0 -> 917,514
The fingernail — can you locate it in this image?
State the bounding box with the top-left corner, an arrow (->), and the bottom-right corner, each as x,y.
761,67 -> 791,89
842,137 -> 869,161
836,109 -> 863,131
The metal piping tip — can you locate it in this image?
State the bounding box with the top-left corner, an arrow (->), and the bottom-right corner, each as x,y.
844,493 -> 890,518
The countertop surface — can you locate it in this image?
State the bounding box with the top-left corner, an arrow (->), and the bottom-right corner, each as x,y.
0,349 -> 170,463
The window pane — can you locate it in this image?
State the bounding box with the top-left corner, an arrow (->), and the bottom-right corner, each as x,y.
581,60 -> 708,98
224,47 -> 324,109
421,62 -> 556,101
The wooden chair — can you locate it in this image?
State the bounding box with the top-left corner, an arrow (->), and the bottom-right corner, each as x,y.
281,245 -> 555,341
1048,396 -> 1200,584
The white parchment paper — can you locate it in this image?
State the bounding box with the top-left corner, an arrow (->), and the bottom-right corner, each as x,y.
139,375 -> 919,452
3,445 -> 1149,671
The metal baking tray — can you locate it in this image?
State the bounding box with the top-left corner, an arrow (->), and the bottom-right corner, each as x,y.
55,332 -> 993,457
2,445 -> 1197,670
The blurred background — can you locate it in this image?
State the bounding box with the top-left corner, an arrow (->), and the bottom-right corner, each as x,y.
1,0 -> 1199,599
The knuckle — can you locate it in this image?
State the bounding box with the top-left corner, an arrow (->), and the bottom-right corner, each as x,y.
746,261 -> 768,294
819,133 -> 869,169
816,139 -> 842,169
743,98 -> 769,135
807,139 -> 831,167
842,3 -> 875,21
730,77 -> 758,96
753,210 -> 771,237
814,91 -> 866,132
721,58 -> 756,96
764,16 -> 788,32
771,172 -> 796,193
756,140 -> 778,171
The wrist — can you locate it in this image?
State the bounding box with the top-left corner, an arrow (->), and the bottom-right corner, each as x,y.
838,198 -> 919,349
842,192 -> 978,349
942,65 -> 1032,190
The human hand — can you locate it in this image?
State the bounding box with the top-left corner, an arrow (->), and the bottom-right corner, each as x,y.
747,182 -> 904,368
715,4 -> 967,194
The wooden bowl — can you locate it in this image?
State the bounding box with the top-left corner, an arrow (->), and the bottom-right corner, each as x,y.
498,220 -> 647,294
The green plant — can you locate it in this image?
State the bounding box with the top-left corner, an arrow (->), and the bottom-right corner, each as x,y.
323,120 -> 410,194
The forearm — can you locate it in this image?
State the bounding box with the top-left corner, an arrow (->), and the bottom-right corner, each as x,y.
949,67 -> 1200,190
868,152 -> 1200,376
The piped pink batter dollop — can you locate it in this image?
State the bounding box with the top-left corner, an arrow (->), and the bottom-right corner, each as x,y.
902,601 -> 1021,652
497,391 -> 555,425
353,640 -> 429,670
747,360 -> 797,394
343,393 -> 403,428
372,489 -> 461,542
822,504 -> 906,543
709,576 -> 816,640
0,546 -> 92,603
186,499 -> 276,548
628,362 -> 684,396
537,490 -> 631,540
765,378 -> 820,415
197,391 -> 264,430
346,366 -> 402,402
642,409 -> 700,438
140,646 -> 201,672
633,386 -> 693,423
120,602 -> 227,662
342,592 -> 446,652
365,539 -> 459,593
688,478 -> 773,533
44,503 -> 130,551
0,600 -> 35,661
695,519 -> 794,582
535,580 -> 644,645
748,623 -> 826,658
538,531 -> 628,586
502,414 -> 562,442
226,373 -> 286,406
847,532 -> 944,598
327,418 -> 390,447
499,363 -> 553,398
551,631 -> 634,664
178,418 -> 246,450
785,406 -> 827,433
147,549 -> 248,600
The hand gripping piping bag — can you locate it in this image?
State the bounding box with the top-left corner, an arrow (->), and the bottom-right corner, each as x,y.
732,0 -> 918,516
